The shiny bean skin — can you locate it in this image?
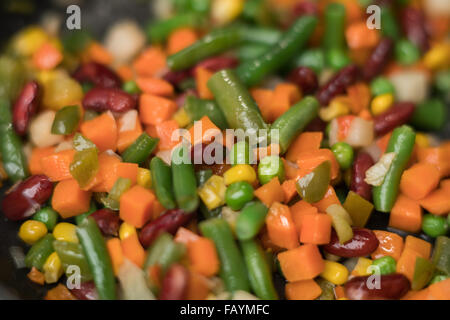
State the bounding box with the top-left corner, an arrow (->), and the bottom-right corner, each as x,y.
12,81 -> 40,136
345,274 -> 410,300
82,87 -> 136,113
1,175 -> 53,221
90,209 -> 120,236
159,263 -> 189,300
323,227 -> 379,258
72,62 -> 122,88
70,281 -> 98,300
350,152 -> 374,201
316,64 -> 360,106
288,66 -> 319,95
194,56 -> 239,74
139,209 -> 194,248
400,7 -> 429,52
373,102 -> 415,136
362,38 -> 394,81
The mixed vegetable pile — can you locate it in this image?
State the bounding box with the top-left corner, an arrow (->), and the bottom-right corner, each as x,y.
0,0 -> 449,300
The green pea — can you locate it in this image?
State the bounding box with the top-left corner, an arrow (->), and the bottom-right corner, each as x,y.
326,48 -> 350,70
225,181 -> 255,211
395,39 -> 420,65
370,76 -> 395,96
422,214 -> 449,238
372,256 -> 397,275
32,207 -> 59,231
230,141 -> 253,166
430,274 -> 449,285
331,142 -> 354,170
122,80 -> 141,94
258,155 -> 285,185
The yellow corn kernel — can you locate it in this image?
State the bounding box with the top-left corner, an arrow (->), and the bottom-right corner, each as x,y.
320,260 -> 349,285
173,108 -> 191,128
137,168 -> 152,189
351,257 -> 373,276
198,175 -> 226,210
223,164 -> 257,185
370,93 -> 394,115
119,222 -> 137,240
415,133 -> 430,148
211,0 -> 244,25
43,252 -> 63,284
338,297 -> 349,300
18,220 -> 48,245
11,26 -> 48,56
53,222 -> 78,243
319,97 -> 350,122
423,43 -> 450,70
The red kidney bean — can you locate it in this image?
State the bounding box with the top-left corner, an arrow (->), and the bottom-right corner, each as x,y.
316,64 -> 360,106
72,62 -> 122,88
373,102 -> 415,136
287,66 -> 318,95
323,227 -> 379,258
90,209 -> 120,236
401,7 -> 429,52
82,87 -> 136,113
194,56 -> 239,74
163,69 -> 191,87
362,38 -> 394,81
139,209 -> 194,248
12,81 -> 40,136
70,281 -> 98,300
351,152 -> 374,201
304,116 -> 327,132
293,1 -> 318,18
1,175 -> 53,221
159,263 -> 189,300
345,274 -> 410,300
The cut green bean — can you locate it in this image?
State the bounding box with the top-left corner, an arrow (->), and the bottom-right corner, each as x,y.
150,157 -> 176,209
322,3 -> 346,50
236,201 -> 269,241
121,133 -> 159,164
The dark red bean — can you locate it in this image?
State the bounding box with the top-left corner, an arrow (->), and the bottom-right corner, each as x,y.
159,263 -> 189,300
287,66 -> 318,95
345,274 -> 410,300
362,38 -> 394,81
72,62 -> 122,88
293,1 -> 318,18
401,7 -> 429,52
70,281 -> 98,300
82,87 -> 136,113
1,175 -> 53,221
316,64 -> 360,106
90,209 -> 120,236
139,209 -> 194,248
351,152 -> 375,201
373,102 -> 415,136
323,227 -> 379,258
304,116 -> 327,132
163,69 -> 191,87
193,56 -> 239,74
12,81 -> 40,136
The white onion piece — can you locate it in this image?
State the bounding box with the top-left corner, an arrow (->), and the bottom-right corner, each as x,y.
328,118 -> 339,146
29,110 -> 64,147
54,140 -> 74,153
362,141 -> 382,163
104,20 -> 146,64
345,117 -> 374,148
232,290 -> 260,300
118,259 -> 155,300
364,152 -> 397,186
118,110 -> 138,132
389,70 -> 429,104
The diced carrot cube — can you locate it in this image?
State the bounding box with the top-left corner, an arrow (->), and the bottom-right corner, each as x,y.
80,111 -> 118,152
51,179 -> 92,218
139,93 -> 177,126
290,200 -> 318,235
389,194 -> 422,233
400,163 -> 440,200
121,233 -> 146,268
286,132 -> 323,163
311,186 -> 340,212
299,213 -> 332,245
266,202 -> 299,249
29,147 -> 55,175
278,244 -> 325,282
195,67 -> 214,99
254,177 -> 285,208
285,279 -> 322,300
404,235 -> 431,260
419,187 -> 450,216
133,47 -> 166,77
371,230 -> 404,261
40,149 -> 75,182
106,238 -> 124,275
120,185 -> 155,228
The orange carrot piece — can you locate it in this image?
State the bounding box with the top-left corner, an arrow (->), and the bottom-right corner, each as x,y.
441,179 -> 450,191
116,65 -> 134,82
185,271 -> 210,300
404,235 -> 431,260
299,213 -> 332,245
106,238 -> 124,275
417,146 -> 450,177
45,284 -> 77,300
139,93 -> 177,126
286,132 -> 323,163
80,111 -> 118,152
285,279 -> 322,300
396,248 -> 420,282
27,267 -> 45,285
187,237 -> 220,277
32,42 -> 62,70
345,21 -> 380,49
251,88 -> 275,123
254,177 -> 285,208
121,233 -> 146,268
85,42 -> 112,65
283,159 -> 301,180
311,186 -> 340,212
266,202 -> 299,249
269,83 -> 301,121
371,230 -> 404,261
119,185 -> 155,228
195,67 -> 214,99
253,143 -> 280,161
185,115 -> 221,146
334,285 -> 347,299
346,82 -> 371,114
117,111 -> 143,153
376,131 -> 393,154
51,179 -> 92,218
133,47 -> 166,77
419,187 -> 450,216
281,179 -> 297,203
278,244 -> 325,281
400,163 -> 440,200
174,227 -> 200,244
167,28 -> 198,55
29,147 -> 55,175
136,77 -> 174,97
389,194 -> 422,233
428,279 -> 450,300
290,200 -> 318,235
152,199 -> 166,220
40,149 -> 75,182
154,119 -> 181,151
296,149 -> 339,179
90,152 -> 121,192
